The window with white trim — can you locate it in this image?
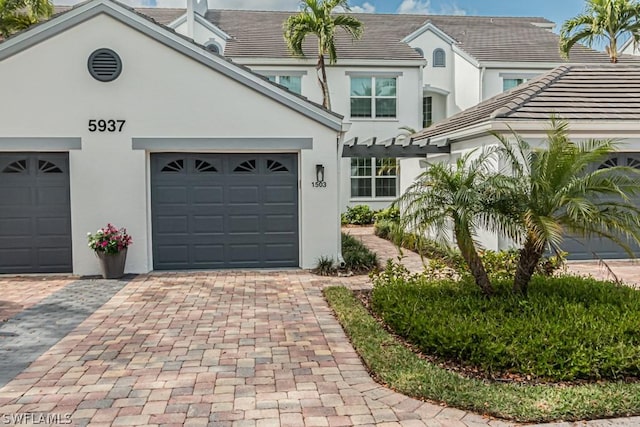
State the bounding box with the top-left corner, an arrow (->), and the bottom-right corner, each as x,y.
266,75 -> 302,94
503,78 -> 528,91
350,77 -> 397,118
423,96 -> 433,128
433,48 -> 446,67
350,157 -> 397,198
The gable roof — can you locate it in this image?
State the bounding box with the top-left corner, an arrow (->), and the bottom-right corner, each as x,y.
411,64 -> 640,144
5,0 -> 343,131
136,9 -> 636,64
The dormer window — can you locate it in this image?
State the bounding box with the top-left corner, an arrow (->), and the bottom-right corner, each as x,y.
414,47 -> 424,58
433,48 -> 446,67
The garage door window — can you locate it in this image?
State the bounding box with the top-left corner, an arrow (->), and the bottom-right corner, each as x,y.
3,159 -> 27,173
234,159 -> 257,173
162,159 -> 185,173
195,159 -> 218,172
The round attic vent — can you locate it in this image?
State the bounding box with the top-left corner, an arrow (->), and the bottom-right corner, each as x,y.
88,49 -> 122,82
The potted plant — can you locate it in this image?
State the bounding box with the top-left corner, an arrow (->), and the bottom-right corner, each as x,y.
88,223 -> 132,279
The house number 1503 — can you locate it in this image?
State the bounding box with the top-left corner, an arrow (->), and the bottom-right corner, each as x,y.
312,181 -> 327,188
88,119 -> 126,132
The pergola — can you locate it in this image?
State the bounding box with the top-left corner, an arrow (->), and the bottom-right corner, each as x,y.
341,136 -> 450,157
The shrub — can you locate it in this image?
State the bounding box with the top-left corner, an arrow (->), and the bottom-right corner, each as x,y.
371,262 -> 640,381
342,205 -> 375,225
342,233 -> 378,273
374,225 -> 566,280
374,206 -> 400,223
314,256 -> 336,276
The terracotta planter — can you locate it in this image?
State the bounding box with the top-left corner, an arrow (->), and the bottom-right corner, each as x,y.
95,248 -> 128,279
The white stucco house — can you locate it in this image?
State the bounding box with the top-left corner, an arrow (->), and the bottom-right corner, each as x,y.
1,0 -> 636,275
409,64 -> 640,260
0,0 -> 348,275
93,1 -> 630,212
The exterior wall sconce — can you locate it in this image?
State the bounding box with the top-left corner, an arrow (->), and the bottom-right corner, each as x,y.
316,164 -> 325,183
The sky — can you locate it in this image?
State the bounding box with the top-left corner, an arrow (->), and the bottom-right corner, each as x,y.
54,0 -> 589,31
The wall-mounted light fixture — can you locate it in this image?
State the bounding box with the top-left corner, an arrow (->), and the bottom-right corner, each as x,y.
316,164 -> 325,183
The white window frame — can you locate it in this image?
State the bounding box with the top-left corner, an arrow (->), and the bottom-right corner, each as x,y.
261,71 -> 306,95
433,48 -> 446,67
348,75 -> 398,119
350,157 -> 398,200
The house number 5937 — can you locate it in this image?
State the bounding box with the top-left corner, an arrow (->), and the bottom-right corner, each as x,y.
88,119 -> 126,132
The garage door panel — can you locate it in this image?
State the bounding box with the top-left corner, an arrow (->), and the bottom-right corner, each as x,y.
264,185 -> 297,203
264,244 -> 298,262
192,215 -> 224,234
192,186 -> 223,204
0,249 -> 31,268
193,245 -> 225,263
0,153 -> 72,274
228,186 -> 260,204
38,248 -> 72,267
0,187 -> 33,206
228,215 -> 260,233
152,153 -> 299,269
36,217 -> 71,236
0,218 -> 32,236
37,187 -> 69,205
156,215 -> 189,234
264,215 -> 296,233
154,186 -> 189,204
155,245 -> 190,265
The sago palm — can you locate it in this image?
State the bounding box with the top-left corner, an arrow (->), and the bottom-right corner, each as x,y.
495,119 -> 640,294
560,0 -> 640,63
284,0 -> 363,109
397,149 -> 519,297
0,0 -> 52,38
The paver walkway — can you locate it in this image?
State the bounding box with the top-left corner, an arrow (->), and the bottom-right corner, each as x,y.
0,229 -> 638,426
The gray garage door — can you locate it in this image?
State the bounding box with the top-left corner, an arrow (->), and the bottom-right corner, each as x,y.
560,153 -> 640,260
151,153 -> 299,270
0,153 -> 72,273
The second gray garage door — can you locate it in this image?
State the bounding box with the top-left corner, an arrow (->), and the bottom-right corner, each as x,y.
560,152 -> 640,260
0,153 -> 72,274
151,153 -> 299,270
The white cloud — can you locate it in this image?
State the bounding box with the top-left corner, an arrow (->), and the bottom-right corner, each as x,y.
351,2 -> 375,13
397,0 -> 431,14
396,0 -> 466,15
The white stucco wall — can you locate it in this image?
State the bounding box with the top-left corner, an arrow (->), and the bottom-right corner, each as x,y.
0,13 -> 342,274
452,53 -> 480,115
407,31 -> 453,94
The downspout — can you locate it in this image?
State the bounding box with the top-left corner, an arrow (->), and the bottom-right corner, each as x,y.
479,66 -> 486,102
336,122 -> 351,267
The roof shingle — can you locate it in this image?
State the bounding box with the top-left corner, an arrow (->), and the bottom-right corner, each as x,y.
412,64 -> 640,142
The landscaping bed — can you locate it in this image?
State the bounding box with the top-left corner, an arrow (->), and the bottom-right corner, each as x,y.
325,283 -> 640,423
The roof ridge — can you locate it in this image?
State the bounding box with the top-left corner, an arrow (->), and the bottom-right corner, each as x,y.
490,65 -> 572,118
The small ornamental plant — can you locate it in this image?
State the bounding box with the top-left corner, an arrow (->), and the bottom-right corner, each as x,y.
87,223 -> 132,255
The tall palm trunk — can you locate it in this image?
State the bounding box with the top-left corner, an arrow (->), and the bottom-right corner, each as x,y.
317,52 -> 331,109
607,33 -> 618,63
454,226 -> 493,297
513,234 -> 545,295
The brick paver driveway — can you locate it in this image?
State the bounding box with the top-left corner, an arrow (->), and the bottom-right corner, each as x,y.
0,272 -> 501,427
0,262 -> 639,426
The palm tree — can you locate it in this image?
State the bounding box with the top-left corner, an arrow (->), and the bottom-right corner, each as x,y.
0,0 -> 52,38
397,149 -> 518,297
284,0 -> 363,109
560,0 -> 640,63
495,119 -> 640,294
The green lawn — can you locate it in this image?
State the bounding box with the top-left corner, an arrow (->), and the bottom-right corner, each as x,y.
324,286 -> 640,423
